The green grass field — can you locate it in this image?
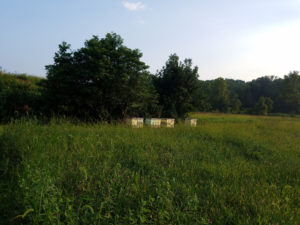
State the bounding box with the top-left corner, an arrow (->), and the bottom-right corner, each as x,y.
0,114 -> 299,224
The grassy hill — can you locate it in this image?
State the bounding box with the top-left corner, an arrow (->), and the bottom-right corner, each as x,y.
0,114 -> 299,224
0,71 -> 44,122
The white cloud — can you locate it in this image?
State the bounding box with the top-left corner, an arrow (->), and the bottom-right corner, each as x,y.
122,1 -> 146,11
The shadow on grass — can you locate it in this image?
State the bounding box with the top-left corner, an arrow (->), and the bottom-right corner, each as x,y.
0,129 -> 27,225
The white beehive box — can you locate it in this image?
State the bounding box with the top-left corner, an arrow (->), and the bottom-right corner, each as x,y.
185,118 -> 197,127
145,118 -> 161,128
161,118 -> 175,128
126,117 -> 144,128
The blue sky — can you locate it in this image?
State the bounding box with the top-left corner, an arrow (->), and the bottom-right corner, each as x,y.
1,0 -> 300,81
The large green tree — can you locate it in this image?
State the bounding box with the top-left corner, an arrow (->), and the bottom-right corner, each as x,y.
154,54 -> 199,118
44,33 -> 157,120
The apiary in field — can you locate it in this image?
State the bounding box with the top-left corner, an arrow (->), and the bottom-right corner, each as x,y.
126,117 -> 144,128
185,118 -> 197,127
161,118 -> 175,128
145,118 -> 161,127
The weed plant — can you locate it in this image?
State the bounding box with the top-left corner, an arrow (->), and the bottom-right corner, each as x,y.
0,114 -> 300,224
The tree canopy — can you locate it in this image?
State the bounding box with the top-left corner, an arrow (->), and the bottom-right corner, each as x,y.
44,33 -> 157,120
153,54 -> 199,118
1,33 -> 300,122
278,71 -> 300,114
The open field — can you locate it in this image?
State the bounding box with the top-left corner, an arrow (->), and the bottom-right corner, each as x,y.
0,114 -> 300,224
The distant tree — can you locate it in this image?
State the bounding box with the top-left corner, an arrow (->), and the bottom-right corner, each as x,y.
44,33 -> 158,120
210,78 -> 230,112
226,79 -> 249,107
264,97 -> 273,113
249,76 -> 278,103
225,76 -> 285,113
278,71 -> 300,114
230,93 -> 242,113
255,97 -> 268,115
154,54 -> 199,118
192,80 -> 212,112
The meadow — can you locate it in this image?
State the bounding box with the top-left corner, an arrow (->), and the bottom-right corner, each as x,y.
0,113 -> 299,224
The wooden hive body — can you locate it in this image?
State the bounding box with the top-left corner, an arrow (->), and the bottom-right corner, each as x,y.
185,118 -> 197,127
145,118 -> 161,127
161,118 -> 175,128
126,117 -> 144,128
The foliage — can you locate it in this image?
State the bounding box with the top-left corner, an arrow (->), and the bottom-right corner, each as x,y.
0,71 -> 43,122
264,97 -> 273,113
192,80 -> 212,112
1,33 -> 300,120
44,33 -> 158,121
278,71 -> 300,114
154,54 -> 199,118
210,78 -> 230,112
226,79 -> 249,107
230,93 -> 242,113
192,74 -> 298,115
1,114 -> 299,224
255,97 -> 268,115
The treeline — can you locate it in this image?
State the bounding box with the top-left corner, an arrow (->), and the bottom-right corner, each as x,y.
1,32 -> 300,122
194,74 -> 300,115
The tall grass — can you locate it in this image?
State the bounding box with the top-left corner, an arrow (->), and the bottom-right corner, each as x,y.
0,114 -> 300,224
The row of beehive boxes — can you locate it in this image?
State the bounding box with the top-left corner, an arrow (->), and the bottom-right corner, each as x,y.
126,118 -> 197,128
